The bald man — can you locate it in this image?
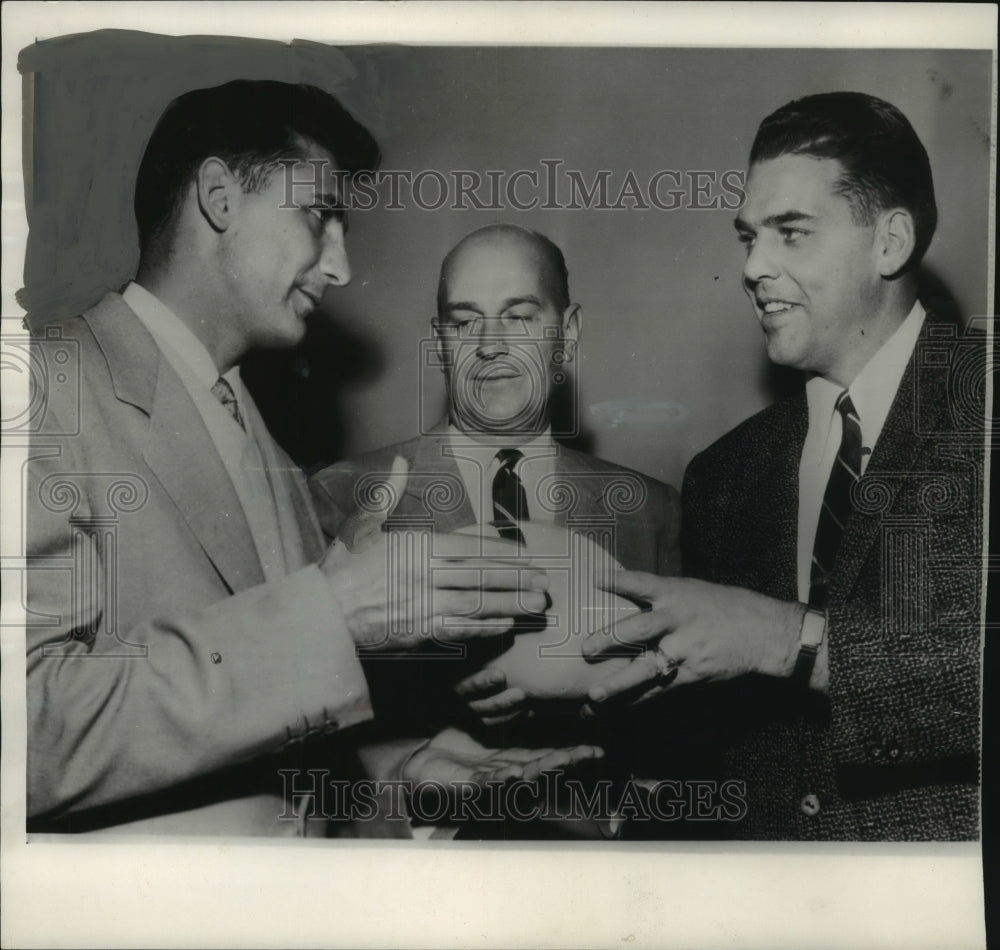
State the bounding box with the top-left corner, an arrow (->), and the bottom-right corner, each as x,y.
312,224 -> 679,577
306,226 -> 680,837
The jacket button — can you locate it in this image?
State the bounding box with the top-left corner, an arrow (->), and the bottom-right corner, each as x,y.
800,794 -> 821,817
210,652 -> 222,664
887,746 -> 901,759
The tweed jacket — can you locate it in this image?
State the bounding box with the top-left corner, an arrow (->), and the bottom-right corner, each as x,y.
681,316 -> 984,840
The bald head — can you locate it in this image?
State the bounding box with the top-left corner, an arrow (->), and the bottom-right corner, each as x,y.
437,224 -> 570,318
433,223 -> 580,440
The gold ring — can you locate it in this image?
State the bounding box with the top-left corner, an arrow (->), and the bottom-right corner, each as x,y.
650,649 -> 680,680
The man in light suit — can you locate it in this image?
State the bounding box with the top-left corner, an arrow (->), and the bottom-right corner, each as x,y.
582,93 -> 983,840
24,82 -> 590,836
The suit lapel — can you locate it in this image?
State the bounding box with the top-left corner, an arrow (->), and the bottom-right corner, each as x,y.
737,399 -> 805,601
286,468 -> 326,563
829,346 -> 929,604
240,392 -> 326,567
405,430 -> 476,533
767,405 -> 804,601
86,294 -> 265,592
551,448 -> 610,525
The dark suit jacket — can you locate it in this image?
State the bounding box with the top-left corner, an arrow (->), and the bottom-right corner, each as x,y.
681,316 -> 983,840
25,293 -> 373,834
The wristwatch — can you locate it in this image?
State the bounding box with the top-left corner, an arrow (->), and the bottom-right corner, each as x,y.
791,607 -> 826,687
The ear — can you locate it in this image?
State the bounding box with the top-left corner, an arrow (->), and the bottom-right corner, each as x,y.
874,208 -> 916,278
432,319 -> 451,373
560,303 -> 581,362
195,157 -> 238,233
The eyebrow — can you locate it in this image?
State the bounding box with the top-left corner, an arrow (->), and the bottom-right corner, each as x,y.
316,192 -> 346,211
444,295 -> 543,316
734,210 -> 817,230
314,192 -> 349,232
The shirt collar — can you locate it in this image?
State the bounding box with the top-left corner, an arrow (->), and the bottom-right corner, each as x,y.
805,300 -> 925,448
848,299 -> 925,447
445,424 -> 554,466
123,281 -> 239,392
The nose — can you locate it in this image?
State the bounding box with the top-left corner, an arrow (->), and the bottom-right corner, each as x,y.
742,236 -> 778,290
473,316 -> 513,359
320,226 -> 351,288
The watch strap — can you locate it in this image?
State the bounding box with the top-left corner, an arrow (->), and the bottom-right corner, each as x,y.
792,607 -> 826,688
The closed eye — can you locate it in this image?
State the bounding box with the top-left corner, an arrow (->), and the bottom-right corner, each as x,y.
779,226 -> 808,244
308,204 -> 348,230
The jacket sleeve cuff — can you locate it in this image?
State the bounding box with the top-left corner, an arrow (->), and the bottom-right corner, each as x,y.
205,564 -> 373,749
826,605 -> 980,768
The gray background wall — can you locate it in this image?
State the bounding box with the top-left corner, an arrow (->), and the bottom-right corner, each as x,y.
19,35 -> 993,489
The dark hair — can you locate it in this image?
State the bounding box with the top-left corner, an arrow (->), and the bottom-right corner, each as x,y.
437,224 -> 571,315
749,91 -> 936,268
134,79 -> 379,259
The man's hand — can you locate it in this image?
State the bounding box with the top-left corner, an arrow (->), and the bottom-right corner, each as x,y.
322,537 -> 549,651
580,572 -> 809,707
402,727 -> 603,786
319,458 -> 549,651
453,669 -> 529,726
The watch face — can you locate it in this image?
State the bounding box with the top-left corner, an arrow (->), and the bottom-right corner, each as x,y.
800,609 -> 827,648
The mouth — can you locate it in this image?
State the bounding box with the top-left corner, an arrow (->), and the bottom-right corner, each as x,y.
294,288 -> 322,313
473,363 -> 523,382
757,299 -> 799,316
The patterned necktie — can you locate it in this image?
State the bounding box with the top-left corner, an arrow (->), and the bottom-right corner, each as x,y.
809,391 -> 862,608
211,376 -> 246,432
492,448 -> 528,545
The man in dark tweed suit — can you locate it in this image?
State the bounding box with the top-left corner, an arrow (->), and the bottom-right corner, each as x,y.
582,92 -> 983,840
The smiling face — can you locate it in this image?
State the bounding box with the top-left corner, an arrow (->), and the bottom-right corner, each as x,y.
436,231 -> 578,439
221,138 -> 351,352
735,154 -> 886,385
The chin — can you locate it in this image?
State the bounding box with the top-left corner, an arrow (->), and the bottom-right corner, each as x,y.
764,331 -> 806,370
455,401 -> 541,434
277,314 -> 310,347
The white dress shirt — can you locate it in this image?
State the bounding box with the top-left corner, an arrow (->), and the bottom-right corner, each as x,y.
123,281 -> 294,582
445,425 -> 560,528
796,301 -> 926,602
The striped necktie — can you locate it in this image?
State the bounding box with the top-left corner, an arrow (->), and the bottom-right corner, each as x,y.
809,391 -> 862,607
492,448 -> 528,545
211,376 -> 245,432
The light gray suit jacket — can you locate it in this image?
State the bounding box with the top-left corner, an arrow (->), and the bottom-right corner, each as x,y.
309,428 -> 681,575
26,293 -> 372,835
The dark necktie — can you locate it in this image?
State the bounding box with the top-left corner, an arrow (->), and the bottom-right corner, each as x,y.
492,448 -> 528,545
809,391 -> 862,608
211,376 -> 246,432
